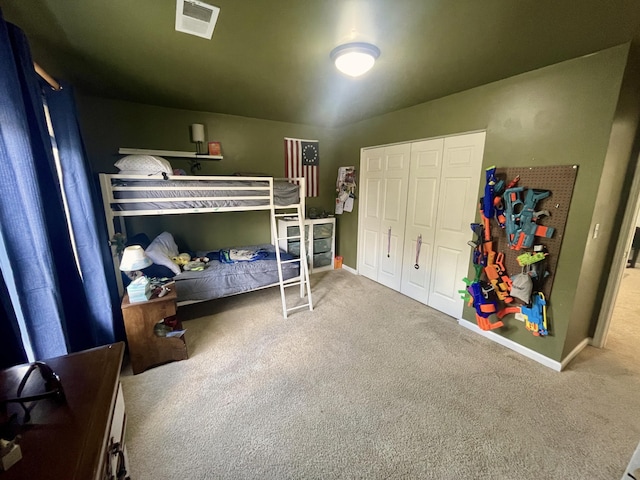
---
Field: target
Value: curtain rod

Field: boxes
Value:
[34,62,61,91]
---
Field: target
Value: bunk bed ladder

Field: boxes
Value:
[272,204,313,318]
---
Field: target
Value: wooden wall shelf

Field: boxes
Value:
[119,147,222,160]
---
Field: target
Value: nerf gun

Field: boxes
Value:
[491,174,519,229]
[468,223,494,268]
[495,292,549,337]
[504,187,555,250]
[479,167,516,238]
[468,223,484,250]
[516,250,548,267]
[467,281,504,331]
[484,251,513,303]
[522,292,548,336]
[479,167,498,242]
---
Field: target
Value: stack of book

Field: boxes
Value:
[127,276,152,303]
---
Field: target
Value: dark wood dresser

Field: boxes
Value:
[0,342,128,479]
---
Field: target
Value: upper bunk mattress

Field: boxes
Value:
[108,177,300,211]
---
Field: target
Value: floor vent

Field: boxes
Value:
[175,0,220,40]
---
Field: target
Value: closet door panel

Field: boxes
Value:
[428,132,485,318]
[360,229,379,280]
[358,148,385,280]
[378,229,402,287]
[376,144,410,291]
[401,138,443,303]
[428,176,473,311]
[382,178,405,223]
[430,245,461,301]
[438,178,469,232]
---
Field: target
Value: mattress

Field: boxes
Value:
[174,245,299,303]
[110,178,300,211]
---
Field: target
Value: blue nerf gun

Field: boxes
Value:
[467,281,504,331]
[504,188,555,250]
[521,292,548,336]
[479,166,503,242]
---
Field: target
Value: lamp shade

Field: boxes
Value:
[190,123,205,144]
[330,42,380,77]
[119,245,153,271]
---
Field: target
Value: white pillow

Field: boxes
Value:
[145,232,181,275]
[115,155,173,175]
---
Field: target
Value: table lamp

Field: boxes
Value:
[190,123,205,154]
[119,245,152,280]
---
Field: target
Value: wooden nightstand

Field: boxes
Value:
[121,287,188,374]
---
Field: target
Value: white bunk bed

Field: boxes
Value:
[99,173,312,317]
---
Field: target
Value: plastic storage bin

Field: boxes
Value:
[313,223,333,239]
[313,252,332,268]
[288,241,301,257]
[313,237,332,254]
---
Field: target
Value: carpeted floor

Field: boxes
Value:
[120,267,640,479]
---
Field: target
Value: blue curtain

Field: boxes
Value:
[45,84,124,346]
[0,271,27,369]
[0,9,121,362]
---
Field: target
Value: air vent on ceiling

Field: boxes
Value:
[175,0,220,40]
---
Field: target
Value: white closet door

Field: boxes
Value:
[358,147,385,281]
[428,132,486,318]
[400,138,444,303]
[377,144,411,291]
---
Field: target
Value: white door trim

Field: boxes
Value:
[591,149,640,347]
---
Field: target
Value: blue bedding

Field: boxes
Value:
[174,244,299,303]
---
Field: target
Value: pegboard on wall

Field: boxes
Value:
[492,165,578,302]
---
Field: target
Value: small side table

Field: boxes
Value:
[121,287,188,374]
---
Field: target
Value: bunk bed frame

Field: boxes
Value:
[98,173,313,317]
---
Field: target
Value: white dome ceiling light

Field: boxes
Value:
[330,42,380,77]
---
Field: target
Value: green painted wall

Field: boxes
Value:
[563,40,640,357]
[76,97,340,251]
[333,45,629,362]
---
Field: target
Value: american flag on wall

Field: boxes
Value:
[284,137,319,197]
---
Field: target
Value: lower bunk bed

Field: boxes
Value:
[125,233,299,305]
[175,253,299,305]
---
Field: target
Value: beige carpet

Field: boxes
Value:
[120,268,640,479]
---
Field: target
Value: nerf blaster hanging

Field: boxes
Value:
[492,175,519,229]
[522,292,548,336]
[467,281,504,331]
[479,167,498,242]
[504,187,555,250]
[516,250,548,267]
[495,292,549,337]
[484,251,513,303]
[480,168,520,236]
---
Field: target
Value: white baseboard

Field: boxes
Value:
[341,264,357,275]
[458,319,592,371]
[561,337,591,370]
[458,319,564,371]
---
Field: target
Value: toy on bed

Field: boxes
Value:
[171,252,210,271]
[218,247,270,264]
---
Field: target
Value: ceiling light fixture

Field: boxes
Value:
[330,42,380,77]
